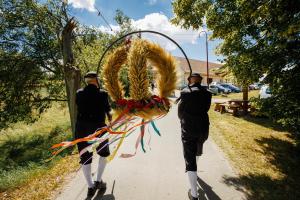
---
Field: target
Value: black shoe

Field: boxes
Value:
[94,181,107,190]
[87,186,97,198]
[188,189,198,200]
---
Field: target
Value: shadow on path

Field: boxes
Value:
[84,180,116,200]
[84,188,115,200]
[197,176,222,200]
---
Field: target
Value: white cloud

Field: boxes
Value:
[68,0,96,12]
[148,0,158,5]
[97,13,202,51]
[131,13,201,51]
[96,25,120,34]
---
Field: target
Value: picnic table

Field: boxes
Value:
[214,99,250,116]
[228,99,250,113]
[214,101,227,113]
[228,99,249,107]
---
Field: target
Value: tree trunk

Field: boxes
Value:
[62,18,81,136]
[242,85,249,114]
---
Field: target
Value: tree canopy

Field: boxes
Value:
[0,0,135,129]
[172,0,300,131]
[0,0,67,128]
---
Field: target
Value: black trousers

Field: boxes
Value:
[181,133,207,172]
[75,121,110,165]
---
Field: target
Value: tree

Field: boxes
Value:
[114,9,136,37]
[74,28,112,76]
[0,0,67,129]
[0,0,84,133]
[61,17,81,134]
[0,1,100,132]
[172,0,300,131]
[0,1,140,131]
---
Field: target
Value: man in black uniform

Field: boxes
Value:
[177,73,212,200]
[75,71,112,198]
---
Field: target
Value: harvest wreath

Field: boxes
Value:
[50,38,179,161]
[102,39,178,119]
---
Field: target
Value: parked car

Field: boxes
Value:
[209,84,231,94]
[210,81,220,86]
[208,86,218,95]
[179,84,218,95]
[179,83,187,90]
[259,85,272,99]
[202,85,218,95]
[249,84,255,90]
[255,83,263,89]
[249,83,263,90]
[220,83,241,93]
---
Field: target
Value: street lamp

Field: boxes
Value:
[199,31,209,86]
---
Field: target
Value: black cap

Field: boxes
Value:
[84,71,98,78]
[188,73,203,80]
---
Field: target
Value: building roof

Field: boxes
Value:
[175,56,223,76]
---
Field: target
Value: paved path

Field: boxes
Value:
[55,104,245,200]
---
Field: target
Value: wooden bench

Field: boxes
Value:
[218,103,240,116]
[214,101,227,112]
[228,99,250,114]
[227,104,240,116]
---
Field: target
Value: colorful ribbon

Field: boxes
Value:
[49,110,164,162]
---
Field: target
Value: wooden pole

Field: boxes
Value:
[242,85,249,114]
[62,18,81,136]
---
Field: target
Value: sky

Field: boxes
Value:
[67,0,224,63]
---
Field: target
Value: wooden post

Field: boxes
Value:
[62,18,81,136]
[242,85,249,114]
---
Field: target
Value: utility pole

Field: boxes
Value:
[199,31,209,86]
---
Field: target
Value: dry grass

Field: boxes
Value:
[0,155,78,200]
[209,108,300,200]
[0,103,79,200]
[0,103,69,137]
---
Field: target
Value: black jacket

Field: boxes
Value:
[76,84,111,124]
[178,83,212,137]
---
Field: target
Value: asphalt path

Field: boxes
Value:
[55,102,245,200]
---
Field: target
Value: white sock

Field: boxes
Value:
[187,171,198,198]
[196,156,200,162]
[96,156,107,182]
[82,164,94,188]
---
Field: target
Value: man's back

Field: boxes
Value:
[178,83,212,117]
[178,83,212,136]
[76,84,111,123]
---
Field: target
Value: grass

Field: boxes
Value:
[209,108,300,200]
[0,103,79,200]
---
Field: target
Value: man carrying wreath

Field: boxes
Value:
[177,73,212,200]
[75,71,112,198]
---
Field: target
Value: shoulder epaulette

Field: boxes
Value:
[76,88,84,93]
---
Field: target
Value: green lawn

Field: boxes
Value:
[0,103,79,200]
[209,108,300,200]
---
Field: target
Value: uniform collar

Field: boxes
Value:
[189,82,201,87]
[85,84,98,90]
